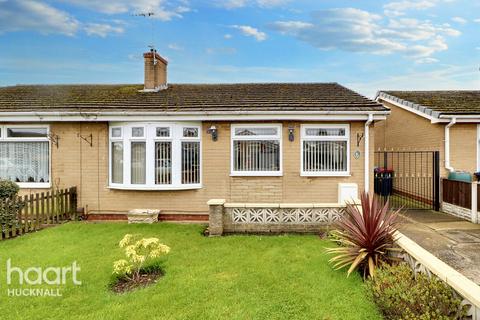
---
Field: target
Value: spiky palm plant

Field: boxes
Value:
[326,192,400,278]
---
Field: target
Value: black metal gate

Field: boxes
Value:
[374,151,440,210]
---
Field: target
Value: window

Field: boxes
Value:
[301,124,350,176]
[231,124,282,176]
[0,125,50,187]
[109,122,201,190]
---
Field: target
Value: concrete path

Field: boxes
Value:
[399,210,480,284]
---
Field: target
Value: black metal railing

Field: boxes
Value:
[374,151,440,210]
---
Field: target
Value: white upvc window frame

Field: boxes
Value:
[108,122,202,190]
[477,124,480,173]
[300,124,350,177]
[230,123,283,177]
[0,124,51,188]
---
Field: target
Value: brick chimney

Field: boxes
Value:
[143,49,168,91]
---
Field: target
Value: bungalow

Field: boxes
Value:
[0,50,389,222]
[375,90,480,221]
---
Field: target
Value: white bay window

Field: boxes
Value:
[0,125,50,188]
[109,122,201,190]
[301,124,350,176]
[231,124,282,176]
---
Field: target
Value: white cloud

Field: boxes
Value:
[84,23,124,37]
[451,16,467,24]
[415,57,439,64]
[256,0,290,7]
[349,65,479,98]
[219,0,248,9]
[270,8,460,59]
[0,0,79,35]
[167,43,183,51]
[231,25,267,41]
[474,18,480,23]
[224,34,233,39]
[384,0,436,17]
[215,0,289,9]
[61,0,189,21]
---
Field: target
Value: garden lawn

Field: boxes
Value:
[0,223,381,320]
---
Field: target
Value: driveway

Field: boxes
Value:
[399,210,480,284]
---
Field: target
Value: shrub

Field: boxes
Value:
[0,180,22,232]
[113,234,170,281]
[0,180,20,200]
[367,264,467,320]
[326,192,400,278]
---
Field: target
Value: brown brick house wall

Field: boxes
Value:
[375,100,478,176]
[18,120,374,216]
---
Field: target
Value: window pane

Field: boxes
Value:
[7,128,47,138]
[183,127,198,137]
[234,140,280,172]
[0,142,49,183]
[155,142,172,184]
[182,142,200,184]
[234,127,277,136]
[111,128,122,138]
[305,128,345,137]
[131,142,146,184]
[111,142,123,183]
[156,127,170,137]
[132,127,144,137]
[303,141,347,172]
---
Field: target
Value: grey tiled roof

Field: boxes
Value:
[379,90,480,116]
[0,83,386,113]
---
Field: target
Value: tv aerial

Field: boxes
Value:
[132,12,157,62]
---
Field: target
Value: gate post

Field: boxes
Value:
[433,151,440,211]
[471,182,478,224]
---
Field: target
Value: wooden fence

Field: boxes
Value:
[442,179,471,209]
[1,187,77,240]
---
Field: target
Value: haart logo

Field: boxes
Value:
[4,259,81,297]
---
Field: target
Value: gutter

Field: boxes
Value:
[445,117,456,172]
[365,114,374,193]
[0,110,390,122]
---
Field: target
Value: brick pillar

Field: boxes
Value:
[207,199,225,236]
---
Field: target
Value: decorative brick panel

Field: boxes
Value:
[209,201,346,235]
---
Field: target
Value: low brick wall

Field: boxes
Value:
[207,200,346,235]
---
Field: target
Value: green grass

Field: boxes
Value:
[0,223,381,320]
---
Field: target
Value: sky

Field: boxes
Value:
[0,0,479,97]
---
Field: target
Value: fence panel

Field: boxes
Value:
[442,179,471,209]
[0,187,77,241]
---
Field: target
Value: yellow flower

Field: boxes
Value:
[113,259,132,275]
[119,234,133,248]
[113,234,171,277]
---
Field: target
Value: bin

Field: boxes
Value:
[374,168,394,196]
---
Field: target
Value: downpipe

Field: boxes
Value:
[365,114,374,194]
[445,118,456,172]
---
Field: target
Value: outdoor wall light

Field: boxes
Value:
[207,125,218,141]
[288,126,295,142]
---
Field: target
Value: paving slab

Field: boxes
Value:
[400,210,480,284]
[402,210,460,223]
[428,221,480,231]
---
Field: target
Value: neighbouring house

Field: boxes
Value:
[375,90,480,221]
[0,50,389,224]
